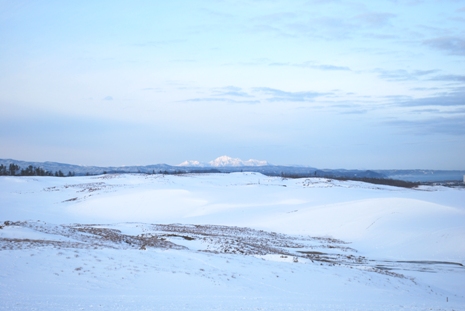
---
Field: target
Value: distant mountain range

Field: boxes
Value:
[1,157,464,183]
[178,156,271,167]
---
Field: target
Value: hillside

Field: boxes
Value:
[1,173,464,310]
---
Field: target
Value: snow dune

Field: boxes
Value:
[0,173,464,310]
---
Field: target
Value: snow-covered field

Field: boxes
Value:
[1,173,464,310]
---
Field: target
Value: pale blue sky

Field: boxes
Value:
[1,0,464,169]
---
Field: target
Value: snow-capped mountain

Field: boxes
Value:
[178,156,271,167]
[209,155,270,167]
[177,160,207,167]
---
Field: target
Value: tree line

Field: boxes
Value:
[0,164,75,177]
[276,172,419,188]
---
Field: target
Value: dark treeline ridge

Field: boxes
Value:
[0,164,221,177]
[103,169,222,175]
[275,172,419,188]
[0,164,75,177]
[157,169,222,175]
[331,176,419,188]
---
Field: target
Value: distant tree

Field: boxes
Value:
[8,164,19,176]
[0,164,6,175]
[22,165,34,176]
[14,165,52,176]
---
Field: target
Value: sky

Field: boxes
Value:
[1,0,464,169]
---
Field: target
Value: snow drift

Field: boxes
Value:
[0,173,464,310]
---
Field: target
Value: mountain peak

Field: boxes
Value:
[177,160,206,167]
[209,155,270,167]
[177,156,271,167]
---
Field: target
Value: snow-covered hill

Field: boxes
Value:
[1,173,464,310]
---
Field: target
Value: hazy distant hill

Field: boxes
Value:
[375,169,465,182]
[0,159,173,176]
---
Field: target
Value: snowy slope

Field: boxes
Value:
[1,173,464,310]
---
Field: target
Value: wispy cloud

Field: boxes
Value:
[339,109,368,115]
[182,97,260,104]
[182,86,330,104]
[253,87,328,102]
[410,87,441,91]
[248,8,399,41]
[313,64,351,71]
[212,86,253,98]
[298,63,351,71]
[268,61,351,71]
[250,12,297,24]
[286,17,356,40]
[181,86,260,104]
[429,74,465,82]
[103,96,113,101]
[130,39,187,47]
[200,8,235,19]
[386,116,465,135]
[374,68,439,81]
[424,36,465,55]
[355,12,396,28]
[141,87,163,91]
[409,108,441,114]
[397,88,465,107]
[170,59,197,63]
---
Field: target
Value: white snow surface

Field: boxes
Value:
[1,173,464,310]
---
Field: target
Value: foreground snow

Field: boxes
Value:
[1,173,464,310]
